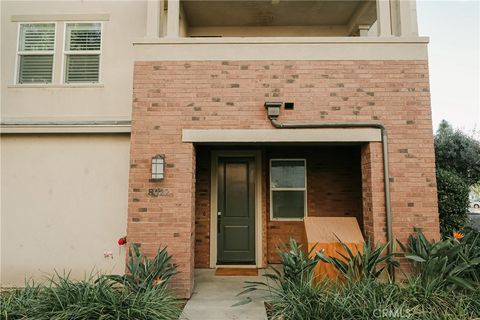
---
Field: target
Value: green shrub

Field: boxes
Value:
[235,239,320,307]
[399,228,480,291]
[237,237,480,319]
[277,239,321,287]
[316,238,399,282]
[435,120,480,186]
[239,274,480,320]
[461,226,480,280]
[329,278,479,320]
[437,168,470,237]
[264,276,327,320]
[0,274,182,320]
[104,243,177,293]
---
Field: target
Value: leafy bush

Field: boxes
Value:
[277,239,321,287]
[237,237,480,319]
[435,120,480,186]
[316,238,398,282]
[104,243,177,292]
[236,239,320,307]
[327,278,479,320]
[239,272,480,320]
[1,246,181,320]
[461,226,480,278]
[437,168,470,237]
[0,274,182,320]
[399,228,480,291]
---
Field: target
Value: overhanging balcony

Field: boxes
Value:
[182,0,377,37]
[138,0,427,61]
[145,0,419,39]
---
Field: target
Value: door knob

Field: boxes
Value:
[217,211,222,216]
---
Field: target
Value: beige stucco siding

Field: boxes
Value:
[1,0,147,121]
[0,134,130,286]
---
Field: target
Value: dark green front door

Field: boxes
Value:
[217,157,255,264]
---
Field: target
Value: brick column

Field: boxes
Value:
[361,142,387,244]
[127,62,196,298]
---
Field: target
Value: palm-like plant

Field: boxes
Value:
[235,239,321,306]
[277,238,322,287]
[104,243,177,292]
[1,273,182,320]
[316,237,399,282]
[398,228,480,291]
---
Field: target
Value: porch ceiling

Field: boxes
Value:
[182,128,381,143]
[182,0,377,27]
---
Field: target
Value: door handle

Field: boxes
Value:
[217,212,222,233]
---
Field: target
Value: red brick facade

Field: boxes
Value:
[128,60,439,298]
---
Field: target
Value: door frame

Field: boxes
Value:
[210,150,262,268]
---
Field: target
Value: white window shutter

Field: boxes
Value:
[19,23,55,51]
[18,55,54,84]
[17,23,55,84]
[65,55,100,83]
[64,23,101,83]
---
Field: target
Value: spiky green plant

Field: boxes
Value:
[235,239,320,306]
[0,273,182,320]
[104,243,177,292]
[277,238,322,287]
[236,236,480,319]
[398,228,480,291]
[315,237,399,282]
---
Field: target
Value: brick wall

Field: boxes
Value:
[194,147,210,268]
[128,60,439,298]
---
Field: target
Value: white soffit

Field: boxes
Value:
[182,128,381,143]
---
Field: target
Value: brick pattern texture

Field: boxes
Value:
[128,60,439,298]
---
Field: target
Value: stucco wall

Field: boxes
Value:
[1,134,130,286]
[1,0,147,121]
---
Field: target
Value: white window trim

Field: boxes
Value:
[61,21,103,84]
[15,22,57,85]
[269,158,308,221]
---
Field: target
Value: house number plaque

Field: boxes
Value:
[148,188,170,197]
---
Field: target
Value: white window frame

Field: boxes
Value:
[15,22,57,84]
[269,159,308,221]
[61,21,103,84]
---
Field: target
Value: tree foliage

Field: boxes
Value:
[435,120,480,186]
[437,168,470,237]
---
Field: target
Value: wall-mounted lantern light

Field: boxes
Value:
[264,101,283,119]
[151,154,165,181]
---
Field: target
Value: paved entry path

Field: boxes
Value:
[181,269,268,320]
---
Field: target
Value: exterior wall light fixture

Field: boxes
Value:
[264,101,283,119]
[151,154,165,181]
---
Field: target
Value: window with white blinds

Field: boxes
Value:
[64,23,102,83]
[17,23,56,84]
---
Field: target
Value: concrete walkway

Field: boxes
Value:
[181,269,268,320]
